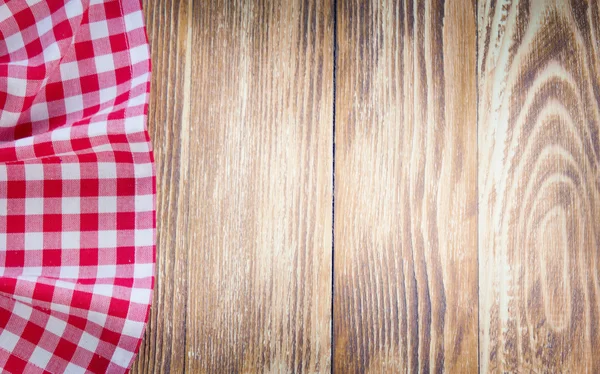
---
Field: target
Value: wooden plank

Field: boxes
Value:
[136,0,334,372]
[132,1,192,373]
[478,1,600,372]
[334,1,478,372]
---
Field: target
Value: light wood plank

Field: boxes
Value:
[334,1,478,372]
[136,0,334,372]
[478,0,600,372]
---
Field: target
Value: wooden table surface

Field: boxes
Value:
[132,1,600,373]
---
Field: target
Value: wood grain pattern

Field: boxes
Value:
[478,0,600,372]
[129,1,600,372]
[333,1,478,372]
[131,1,191,373]
[133,0,334,372]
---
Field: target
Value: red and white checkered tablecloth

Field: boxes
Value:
[0,0,155,372]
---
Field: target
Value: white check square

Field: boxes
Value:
[62,197,80,214]
[60,61,80,81]
[46,316,67,337]
[95,54,115,73]
[61,163,81,180]
[36,15,53,36]
[30,102,50,121]
[98,196,117,213]
[89,21,110,40]
[99,86,117,104]
[59,266,79,279]
[25,164,44,181]
[98,162,117,179]
[4,32,25,54]
[135,229,153,246]
[98,230,117,248]
[124,11,144,32]
[43,42,61,61]
[129,44,149,65]
[25,232,44,250]
[78,332,100,352]
[61,232,80,249]
[0,330,19,352]
[25,198,44,214]
[111,347,134,367]
[7,77,27,97]
[30,347,53,369]
[64,95,84,114]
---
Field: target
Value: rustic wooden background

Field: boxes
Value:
[132,0,600,372]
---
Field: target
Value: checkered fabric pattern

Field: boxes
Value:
[0,0,155,373]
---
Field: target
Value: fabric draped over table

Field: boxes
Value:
[0,0,155,372]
